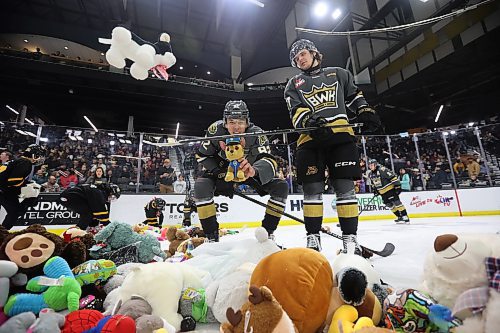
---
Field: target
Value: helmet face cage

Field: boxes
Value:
[223,100,250,126]
[289,39,319,67]
[24,144,46,166]
[155,198,166,210]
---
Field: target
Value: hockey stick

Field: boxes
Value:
[233,191,395,258]
[148,122,363,147]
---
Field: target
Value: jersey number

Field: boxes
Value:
[257,146,271,154]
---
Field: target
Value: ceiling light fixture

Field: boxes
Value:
[23,39,28,43]
[83,116,98,132]
[313,2,328,18]
[6,105,19,115]
[332,8,342,19]
[245,0,264,8]
[179,66,183,70]
[434,104,444,123]
[64,46,69,50]
[207,71,211,75]
[25,118,34,125]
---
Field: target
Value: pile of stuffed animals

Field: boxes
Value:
[0,219,498,333]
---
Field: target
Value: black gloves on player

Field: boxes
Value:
[357,107,383,134]
[215,178,235,198]
[372,187,379,196]
[394,184,402,195]
[304,116,331,141]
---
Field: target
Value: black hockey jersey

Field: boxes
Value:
[144,200,163,225]
[284,66,369,146]
[367,166,400,195]
[196,120,278,185]
[62,184,110,224]
[0,157,32,195]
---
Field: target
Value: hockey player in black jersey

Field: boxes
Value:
[284,39,383,253]
[194,100,289,242]
[0,144,45,229]
[182,190,197,227]
[367,159,410,224]
[143,197,166,228]
[59,183,121,230]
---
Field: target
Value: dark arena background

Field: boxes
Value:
[0,1,499,332]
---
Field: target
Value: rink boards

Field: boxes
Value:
[4,187,498,232]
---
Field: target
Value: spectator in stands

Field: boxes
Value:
[106,168,119,184]
[32,169,48,185]
[467,157,480,180]
[453,159,466,177]
[42,175,61,193]
[173,174,187,194]
[412,169,424,191]
[399,168,411,191]
[158,158,176,193]
[86,166,107,185]
[431,164,448,189]
[0,150,12,165]
[58,166,79,189]
[91,157,106,173]
[76,164,89,183]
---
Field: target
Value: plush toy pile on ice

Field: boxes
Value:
[99,26,176,81]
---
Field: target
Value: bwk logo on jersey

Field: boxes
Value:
[301,82,338,111]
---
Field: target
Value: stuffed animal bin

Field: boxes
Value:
[224,137,246,182]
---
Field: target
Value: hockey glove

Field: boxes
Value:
[304,116,331,141]
[357,107,383,134]
[214,178,235,198]
[394,185,402,195]
[372,187,379,196]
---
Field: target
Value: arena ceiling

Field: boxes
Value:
[0,0,499,136]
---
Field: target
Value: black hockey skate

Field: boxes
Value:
[394,215,410,224]
[306,233,322,252]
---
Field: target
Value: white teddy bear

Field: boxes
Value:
[420,233,500,333]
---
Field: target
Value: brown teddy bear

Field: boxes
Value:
[164,226,205,257]
[0,224,87,280]
[221,285,297,333]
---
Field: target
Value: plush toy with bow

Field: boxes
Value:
[4,256,82,317]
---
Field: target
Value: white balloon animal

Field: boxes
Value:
[99,26,176,80]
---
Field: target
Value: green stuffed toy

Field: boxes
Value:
[91,221,167,263]
[72,259,117,286]
[3,256,82,317]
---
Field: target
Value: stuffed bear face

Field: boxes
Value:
[0,225,64,273]
[225,143,244,161]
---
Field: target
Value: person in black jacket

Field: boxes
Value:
[367,159,410,224]
[0,144,45,229]
[143,197,166,228]
[284,39,382,253]
[59,183,121,230]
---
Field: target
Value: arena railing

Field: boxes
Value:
[1,121,498,195]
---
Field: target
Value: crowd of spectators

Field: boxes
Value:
[1,122,498,196]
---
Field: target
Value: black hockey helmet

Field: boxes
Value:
[153,197,166,210]
[223,100,250,125]
[368,158,378,166]
[289,39,320,67]
[98,183,121,201]
[23,144,46,166]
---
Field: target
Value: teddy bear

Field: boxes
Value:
[4,256,82,317]
[163,226,206,258]
[421,233,500,309]
[222,137,246,182]
[90,221,166,263]
[61,227,96,263]
[0,225,87,281]
[221,285,297,333]
[115,262,210,332]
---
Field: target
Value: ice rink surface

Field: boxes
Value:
[193,215,499,332]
